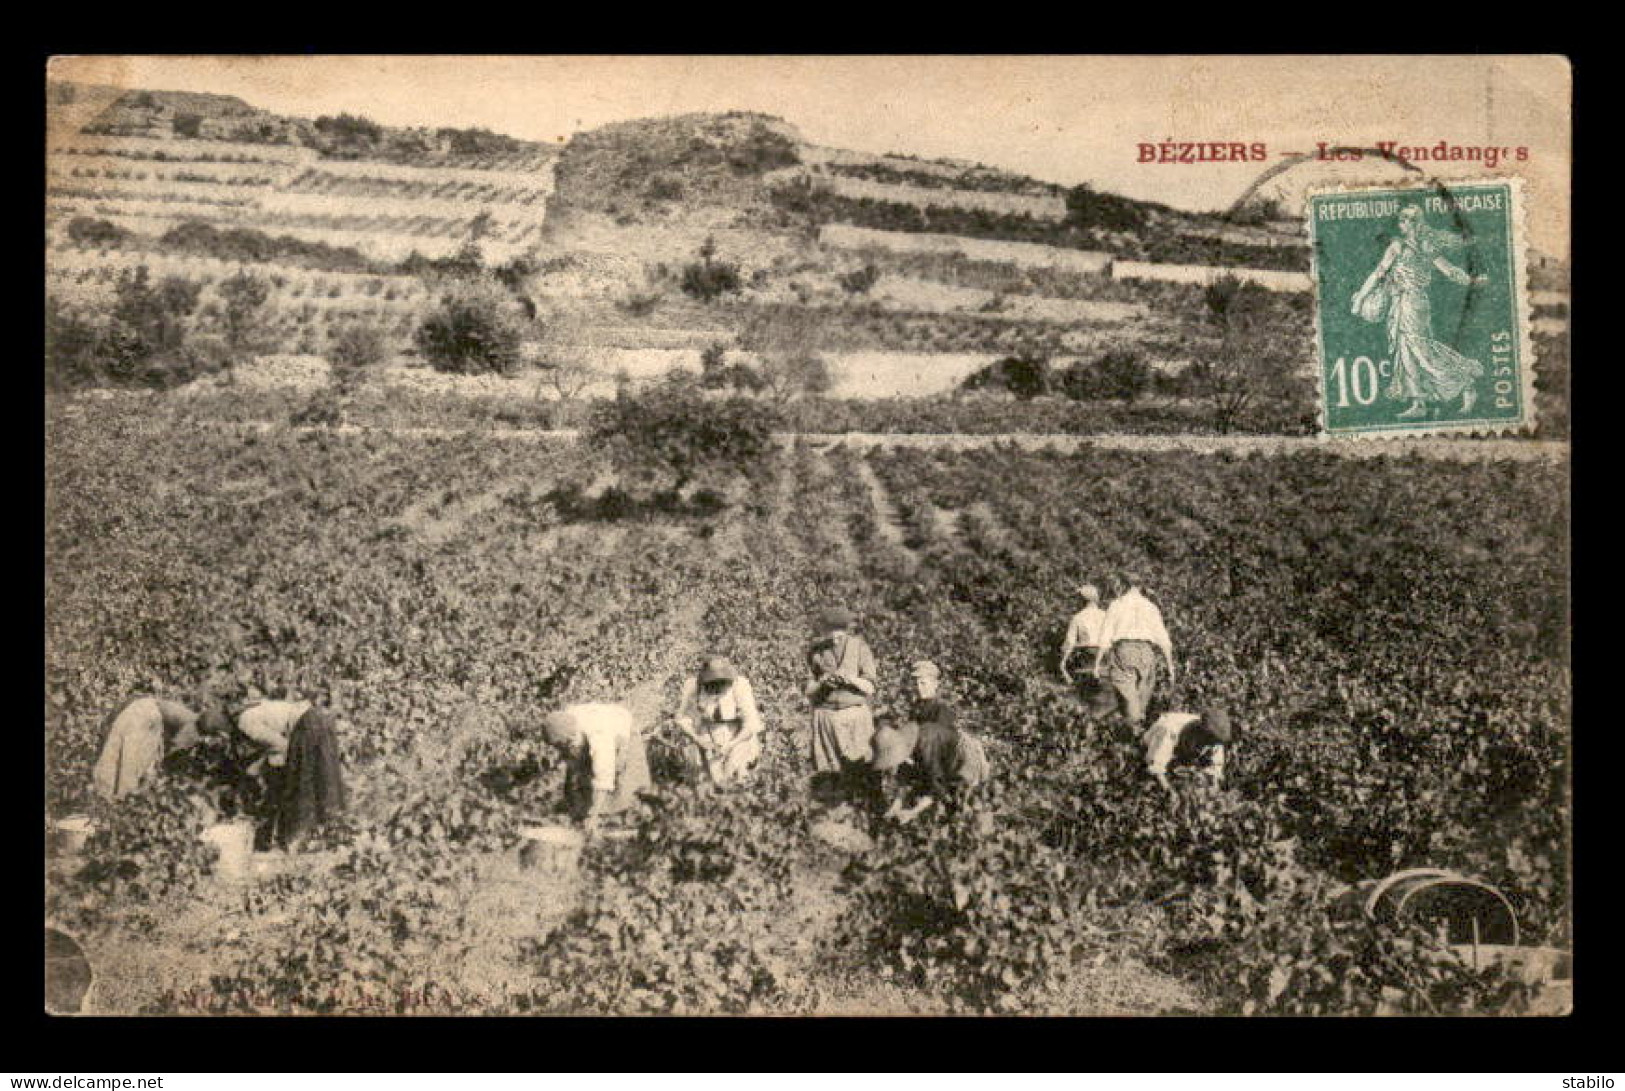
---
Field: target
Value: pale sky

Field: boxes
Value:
[49,55,1571,257]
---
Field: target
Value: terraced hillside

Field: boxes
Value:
[46,83,1569,421]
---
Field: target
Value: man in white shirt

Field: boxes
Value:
[544,702,653,831]
[1092,574,1175,730]
[673,656,765,787]
[1142,708,1230,792]
[1059,583,1107,687]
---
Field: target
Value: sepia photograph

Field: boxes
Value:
[42,54,1572,1017]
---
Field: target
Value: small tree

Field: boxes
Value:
[1094,349,1153,402]
[739,307,835,402]
[757,351,834,404]
[414,281,525,376]
[699,342,730,388]
[537,356,604,402]
[1203,274,1247,325]
[218,270,273,359]
[106,266,201,380]
[327,320,395,394]
[1195,315,1303,434]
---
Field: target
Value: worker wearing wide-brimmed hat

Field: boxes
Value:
[873,660,989,822]
[674,654,765,786]
[805,605,880,795]
[1142,708,1231,792]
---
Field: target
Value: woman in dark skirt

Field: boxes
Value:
[273,706,347,849]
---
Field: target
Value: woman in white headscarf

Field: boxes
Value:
[1352,205,1490,420]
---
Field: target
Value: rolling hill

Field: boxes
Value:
[47,80,1561,406]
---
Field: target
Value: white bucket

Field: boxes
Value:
[201,821,257,883]
[52,814,95,857]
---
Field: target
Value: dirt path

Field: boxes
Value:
[852,450,916,562]
[795,444,864,573]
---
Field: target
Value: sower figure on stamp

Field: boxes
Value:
[1059,583,1108,705]
[805,605,881,811]
[872,660,989,823]
[1352,204,1489,420]
[1093,573,1175,734]
[1142,708,1231,793]
[544,702,652,835]
[673,655,765,787]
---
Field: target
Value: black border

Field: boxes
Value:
[23,47,1605,1074]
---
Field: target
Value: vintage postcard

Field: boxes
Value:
[44,55,1570,1018]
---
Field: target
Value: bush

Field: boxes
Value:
[45,297,106,390]
[328,322,395,383]
[962,353,1052,399]
[1228,197,1283,227]
[838,264,880,295]
[312,113,384,156]
[414,283,525,376]
[46,268,222,390]
[1064,183,1149,233]
[679,238,743,303]
[585,386,782,494]
[160,219,374,274]
[492,253,538,292]
[1058,350,1152,403]
[645,176,684,202]
[218,270,273,359]
[726,128,800,174]
[67,217,128,247]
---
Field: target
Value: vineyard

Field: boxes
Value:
[44,398,1569,1015]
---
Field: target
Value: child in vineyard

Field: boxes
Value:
[672,655,765,787]
[543,702,653,834]
[872,660,989,822]
[1058,583,1107,702]
[1093,573,1176,732]
[805,606,880,812]
[1142,708,1231,792]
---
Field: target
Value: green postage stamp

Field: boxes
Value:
[1307,177,1535,437]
